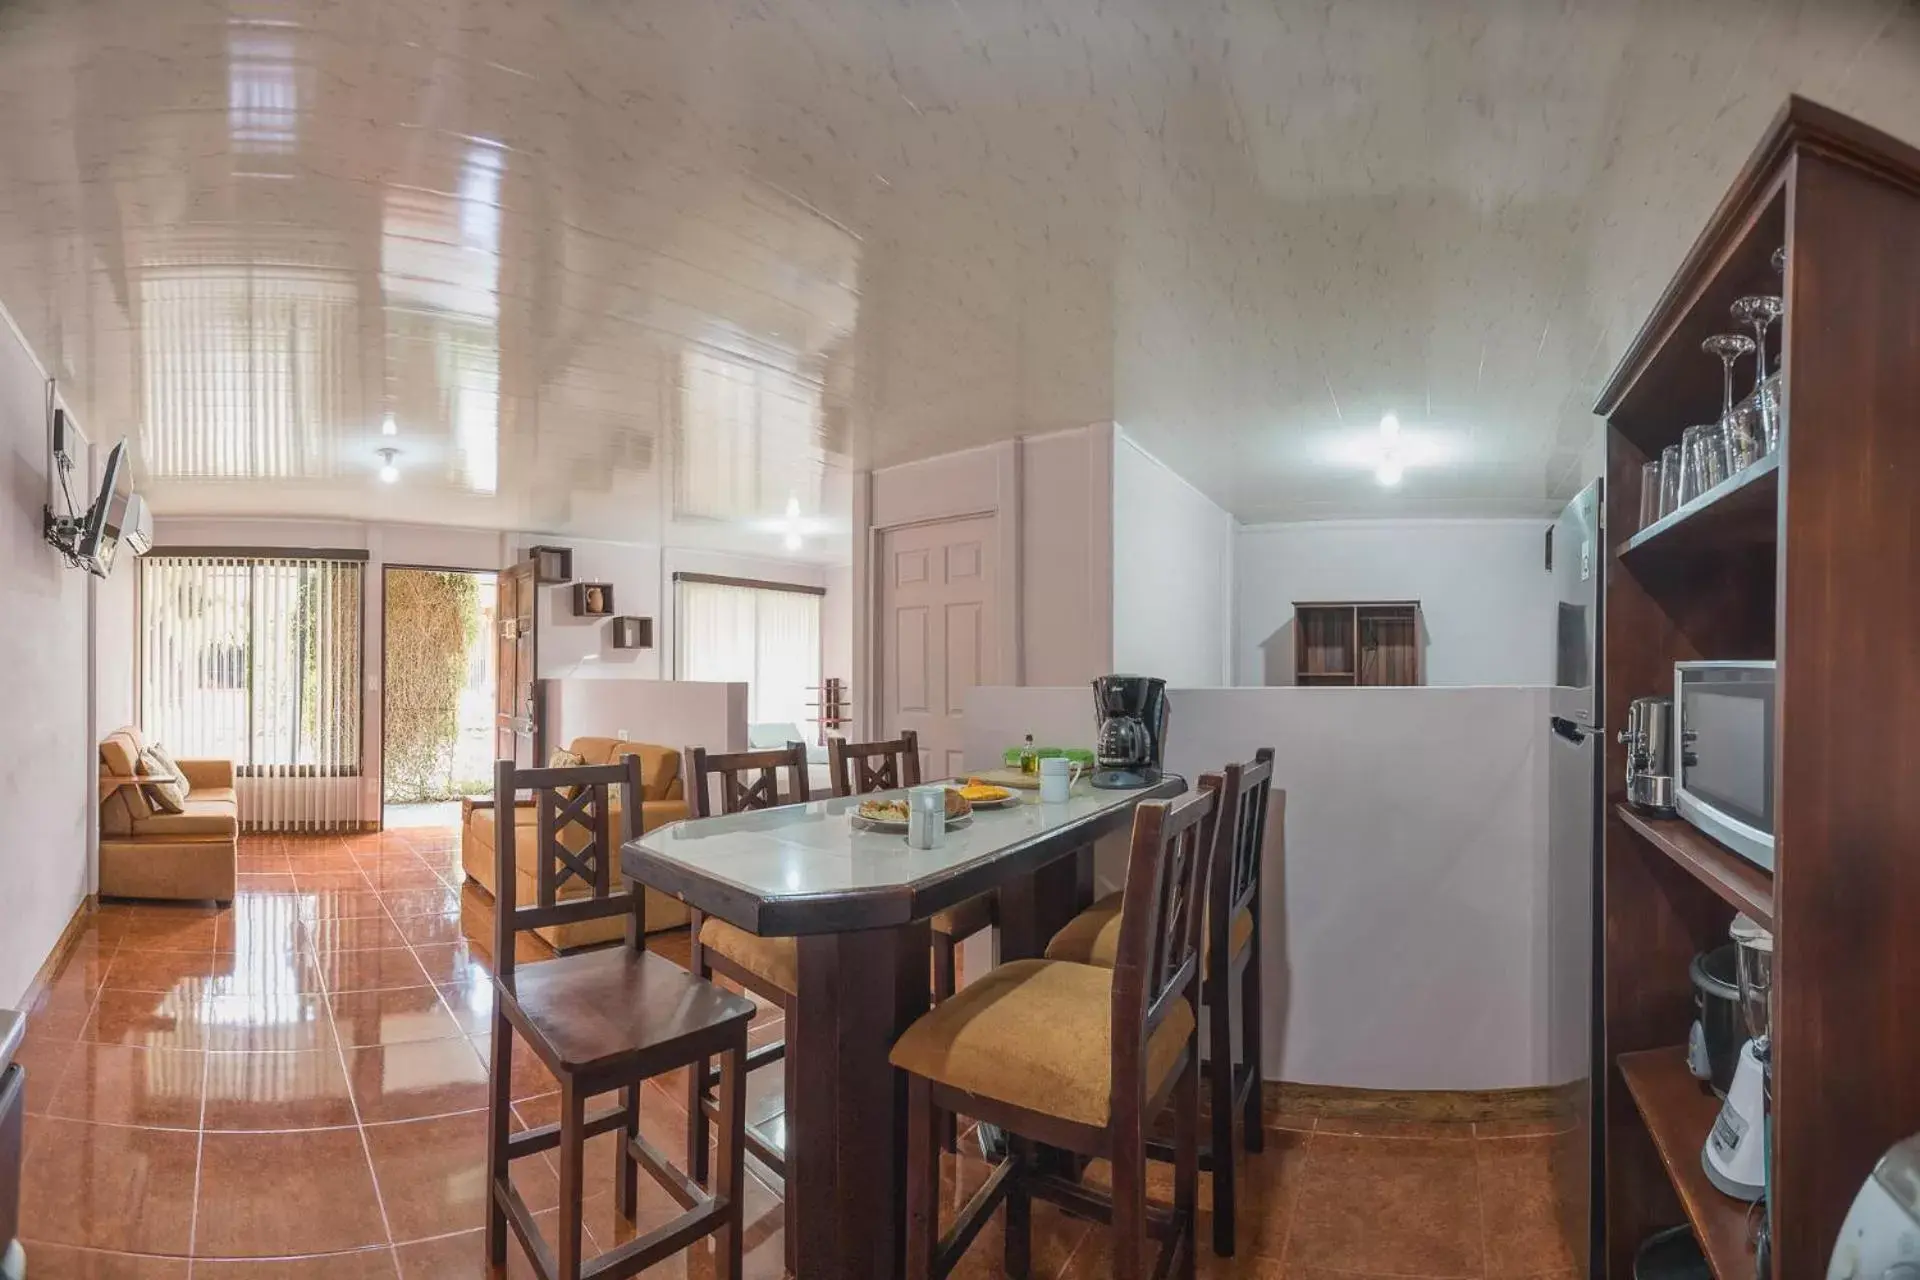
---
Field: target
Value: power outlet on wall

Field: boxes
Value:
[616,728,629,740]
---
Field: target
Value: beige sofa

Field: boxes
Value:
[98,727,239,903]
[462,737,692,951]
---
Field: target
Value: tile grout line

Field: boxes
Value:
[312,861,404,1262]
[1472,1118,1491,1280]
[1273,1118,1315,1274]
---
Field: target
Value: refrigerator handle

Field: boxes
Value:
[1550,715,1595,745]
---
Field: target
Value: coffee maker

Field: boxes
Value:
[1091,675,1168,789]
[1618,695,1677,814]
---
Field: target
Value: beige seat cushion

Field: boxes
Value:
[568,738,683,802]
[1045,892,1252,970]
[698,917,798,997]
[130,797,239,840]
[930,892,994,940]
[888,958,1194,1128]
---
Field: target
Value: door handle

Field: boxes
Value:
[1550,716,1592,745]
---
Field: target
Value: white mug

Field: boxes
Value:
[1038,756,1081,803]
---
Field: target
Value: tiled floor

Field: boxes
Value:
[14,829,1580,1278]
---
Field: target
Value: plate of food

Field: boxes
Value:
[949,778,1020,808]
[852,789,973,832]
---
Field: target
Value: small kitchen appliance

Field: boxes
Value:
[1827,1132,1920,1279]
[1619,695,1677,814]
[1674,661,1776,870]
[1702,913,1771,1202]
[1091,675,1168,789]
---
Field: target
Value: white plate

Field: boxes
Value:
[958,791,1022,809]
[852,812,973,834]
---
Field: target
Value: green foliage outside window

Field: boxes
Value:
[384,570,482,802]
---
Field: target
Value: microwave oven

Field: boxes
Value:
[1674,660,1775,871]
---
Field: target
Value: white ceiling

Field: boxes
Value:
[0,0,1916,547]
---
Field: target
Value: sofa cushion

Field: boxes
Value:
[567,739,681,801]
[138,747,189,814]
[131,796,239,839]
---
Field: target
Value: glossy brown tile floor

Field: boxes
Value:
[16,829,1579,1278]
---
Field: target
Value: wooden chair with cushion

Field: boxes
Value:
[1045,747,1278,1256]
[827,728,996,1152]
[681,743,810,1214]
[485,755,755,1280]
[892,782,1220,1280]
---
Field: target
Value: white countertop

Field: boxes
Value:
[630,782,1159,902]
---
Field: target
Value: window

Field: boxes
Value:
[140,553,364,773]
[672,575,822,730]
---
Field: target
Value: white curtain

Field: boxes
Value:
[674,579,821,730]
[141,553,363,831]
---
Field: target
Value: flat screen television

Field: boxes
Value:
[50,435,150,578]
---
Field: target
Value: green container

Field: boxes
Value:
[1001,745,1095,768]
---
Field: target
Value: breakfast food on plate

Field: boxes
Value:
[857,790,971,823]
[857,797,910,823]
[951,778,1014,804]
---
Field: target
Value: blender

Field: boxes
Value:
[1703,913,1772,1204]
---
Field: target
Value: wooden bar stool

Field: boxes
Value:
[1045,748,1278,1256]
[827,728,996,1152]
[484,756,755,1280]
[892,783,1220,1280]
[681,741,809,1268]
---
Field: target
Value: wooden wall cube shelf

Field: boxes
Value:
[572,582,613,617]
[610,616,653,650]
[1292,601,1421,686]
[527,545,573,584]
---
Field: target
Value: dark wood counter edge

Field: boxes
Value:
[1594,95,1920,419]
[620,777,1185,936]
[1616,804,1774,928]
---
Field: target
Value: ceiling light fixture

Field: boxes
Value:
[377,448,400,484]
[1375,413,1404,487]
[381,412,398,437]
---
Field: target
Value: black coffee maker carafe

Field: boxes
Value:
[1092,675,1168,789]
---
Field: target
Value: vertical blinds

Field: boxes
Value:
[673,578,821,730]
[140,553,364,775]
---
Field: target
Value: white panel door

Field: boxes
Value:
[879,516,998,779]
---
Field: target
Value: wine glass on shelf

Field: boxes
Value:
[1703,332,1756,452]
[1731,296,1784,456]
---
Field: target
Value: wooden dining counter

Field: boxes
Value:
[621,777,1184,1278]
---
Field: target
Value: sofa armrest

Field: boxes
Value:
[637,799,688,834]
[180,759,235,789]
[98,772,145,801]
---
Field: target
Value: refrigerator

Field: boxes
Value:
[1546,478,1604,1277]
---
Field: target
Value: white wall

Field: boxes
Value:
[546,679,748,756]
[0,302,93,1006]
[966,684,1566,1091]
[1111,429,1235,686]
[1235,519,1557,687]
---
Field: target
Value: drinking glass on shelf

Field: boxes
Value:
[1680,424,1728,503]
[1758,371,1784,455]
[1731,296,1784,449]
[1724,395,1764,473]
[1639,460,1662,529]
[1659,443,1684,517]
[1772,245,1786,276]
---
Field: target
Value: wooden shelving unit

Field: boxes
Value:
[1292,601,1422,685]
[1595,97,1920,1278]
[1618,1048,1760,1279]
[1617,806,1773,928]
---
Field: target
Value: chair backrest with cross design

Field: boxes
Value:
[685,742,812,818]
[491,754,645,980]
[826,729,922,798]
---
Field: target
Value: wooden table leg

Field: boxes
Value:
[997,843,1093,961]
[789,921,932,1278]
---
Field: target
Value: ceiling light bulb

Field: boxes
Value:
[1376,460,1404,487]
[784,532,803,551]
[377,448,400,484]
[381,413,398,437]
[1380,413,1400,439]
